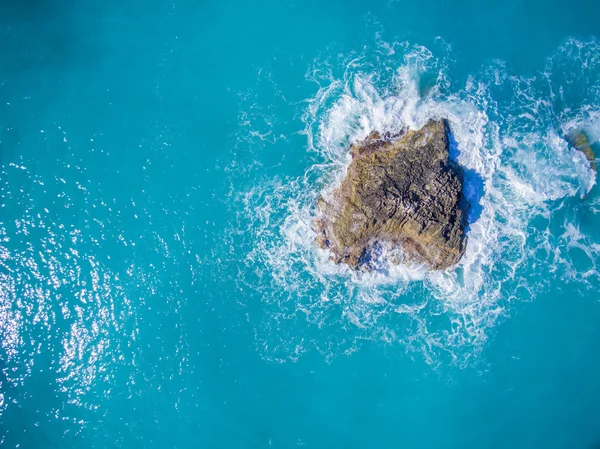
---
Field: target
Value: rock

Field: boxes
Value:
[567,131,596,171]
[314,119,470,270]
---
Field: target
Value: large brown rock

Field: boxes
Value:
[314,119,470,270]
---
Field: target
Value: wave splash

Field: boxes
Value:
[231,37,600,366]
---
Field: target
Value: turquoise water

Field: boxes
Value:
[1,0,600,447]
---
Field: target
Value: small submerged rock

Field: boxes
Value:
[567,130,597,172]
[314,119,470,270]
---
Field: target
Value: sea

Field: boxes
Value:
[1,0,600,448]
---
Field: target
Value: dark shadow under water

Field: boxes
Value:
[448,126,485,226]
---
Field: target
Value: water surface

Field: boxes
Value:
[1,0,600,448]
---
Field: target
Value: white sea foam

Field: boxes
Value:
[231,38,599,366]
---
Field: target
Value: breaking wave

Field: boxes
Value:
[229,37,600,366]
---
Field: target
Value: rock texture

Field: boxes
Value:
[314,119,470,270]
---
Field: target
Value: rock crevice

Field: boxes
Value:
[314,119,470,270]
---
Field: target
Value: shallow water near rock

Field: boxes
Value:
[1,0,600,448]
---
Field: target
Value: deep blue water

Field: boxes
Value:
[1,0,600,448]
